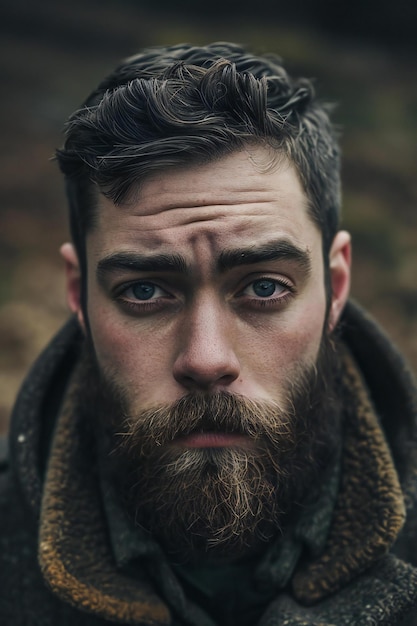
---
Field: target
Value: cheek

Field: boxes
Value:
[243,298,326,384]
[87,302,169,390]
[284,306,325,359]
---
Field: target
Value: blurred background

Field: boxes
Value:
[1,0,416,433]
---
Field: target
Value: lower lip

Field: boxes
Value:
[176,433,250,448]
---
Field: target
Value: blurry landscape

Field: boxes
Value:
[1,0,416,433]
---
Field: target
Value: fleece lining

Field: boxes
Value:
[292,350,406,603]
[39,375,171,625]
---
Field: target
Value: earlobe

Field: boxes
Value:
[60,243,86,332]
[328,230,351,332]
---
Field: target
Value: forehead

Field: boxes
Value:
[89,147,320,261]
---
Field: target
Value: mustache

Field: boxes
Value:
[115,391,297,457]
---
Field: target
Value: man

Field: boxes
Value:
[1,42,417,625]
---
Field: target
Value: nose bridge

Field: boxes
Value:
[173,292,240,389]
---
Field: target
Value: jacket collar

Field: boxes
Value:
[38,361,171,625]
[292,347,406,603]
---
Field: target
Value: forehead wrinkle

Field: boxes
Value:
[128,198,276,221]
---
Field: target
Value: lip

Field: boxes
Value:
[176,432,251,449]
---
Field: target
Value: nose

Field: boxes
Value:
[173,298,241,392]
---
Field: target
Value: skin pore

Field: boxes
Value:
[61,146,351,558]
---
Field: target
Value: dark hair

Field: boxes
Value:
[56,42,341,273]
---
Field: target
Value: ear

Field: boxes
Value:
[60,243,86,332]
[328,230,351,332]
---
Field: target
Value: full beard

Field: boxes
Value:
[81,332,342,563]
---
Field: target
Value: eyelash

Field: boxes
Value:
[238,277,295,309]
[113,276,295,313]
[113,281,173,313]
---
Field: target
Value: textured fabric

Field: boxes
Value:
[1,301,417,625]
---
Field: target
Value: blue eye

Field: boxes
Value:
[131,282,157,300]
[252,279,276,297]
[241,278,291,303]
[115,280,174,313]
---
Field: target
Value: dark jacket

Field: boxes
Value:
[1,301,417,625]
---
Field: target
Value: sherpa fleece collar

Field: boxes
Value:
[38,342,411,624]
[38,369,171,625]
[291,349,406,603]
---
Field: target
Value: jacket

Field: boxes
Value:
[1,300,417,625]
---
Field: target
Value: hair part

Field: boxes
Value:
[56,42,341,274]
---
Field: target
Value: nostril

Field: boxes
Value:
[173,353,241,391]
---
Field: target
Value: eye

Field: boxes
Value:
[243,278,289,298]
[123,281,169,301]
[113,279,176,315]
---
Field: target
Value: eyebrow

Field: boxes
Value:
[96,239,311,284]
[97,252,188,286]
[217,239,312,274]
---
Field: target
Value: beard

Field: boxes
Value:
[80,331,342,564]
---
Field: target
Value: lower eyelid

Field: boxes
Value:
[247,292,294,308]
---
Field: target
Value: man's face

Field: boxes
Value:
[64,146,351,559]
[85,147,329,410]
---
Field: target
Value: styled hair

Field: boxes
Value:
[56,42,341,272]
